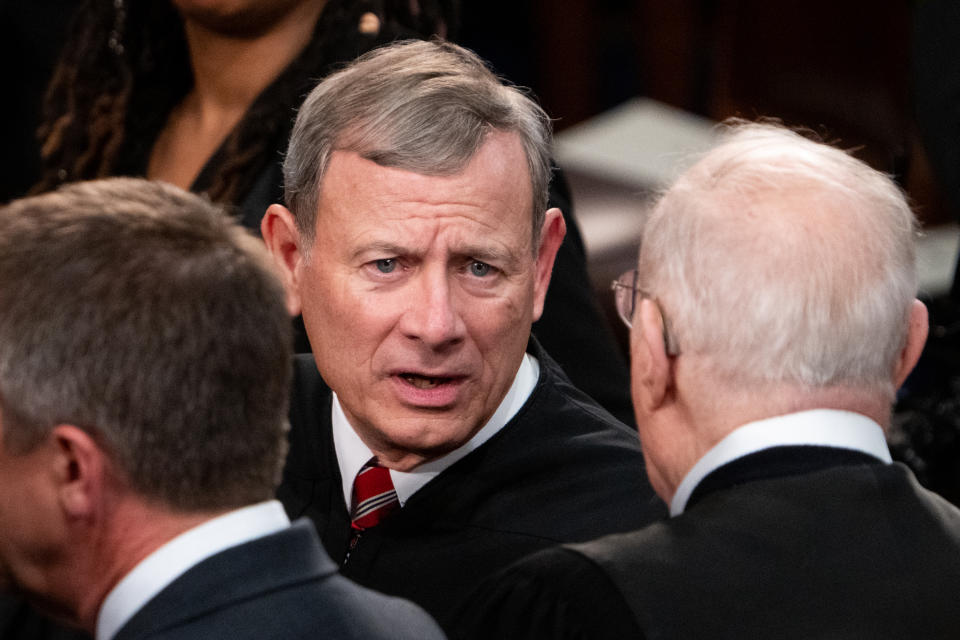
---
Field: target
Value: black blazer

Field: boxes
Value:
[0,520,443,640]
[278,339,666,634]
[459,449,960,639]
[112,519,444,640]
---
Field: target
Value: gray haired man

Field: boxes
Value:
[459,121,960,639]
[261,39,665,632]
[0,178,443,640]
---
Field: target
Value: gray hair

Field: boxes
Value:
[0,178,292,511]
[283,39,553,247]
[640,121,918,397]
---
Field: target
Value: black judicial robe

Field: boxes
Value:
[277,338,666,633]
[458,448,960,639]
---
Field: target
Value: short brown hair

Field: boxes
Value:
[0,178,292,511]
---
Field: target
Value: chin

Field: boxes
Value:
[382,422,476,464]
[174,0,302,37]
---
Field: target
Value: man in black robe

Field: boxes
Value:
[457,121,960,639]
[261,39,665,633]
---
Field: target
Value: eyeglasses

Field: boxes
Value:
[611,269,642,328]
[610,269,679,355]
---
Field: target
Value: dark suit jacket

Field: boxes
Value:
[0,596,89,640]
[278,339,665,633]
[459,447,960,639]
[111,519,444,640]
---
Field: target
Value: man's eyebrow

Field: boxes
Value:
[350,241,411,261]
[457,245,521,268]
[349,241,524,268]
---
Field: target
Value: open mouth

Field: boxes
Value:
[392,371,464,407]
[400,374,447,389]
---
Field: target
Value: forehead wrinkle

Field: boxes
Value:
[382,209,520,240]
[373,171,498,211]
[370,172,528,228]
[366,192,530,242]
[320,145,533,253]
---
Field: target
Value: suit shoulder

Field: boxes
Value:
[456,545,642,640]
[312,574,446,639]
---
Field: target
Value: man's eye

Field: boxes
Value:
[469,261,492,277]
[375,258,397,273]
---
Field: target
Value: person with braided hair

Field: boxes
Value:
[3,2,639,638]
[26,0,634,423]
[31,0,457,227]
[3,7,462,639]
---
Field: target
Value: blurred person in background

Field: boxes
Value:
[22,0,632,423]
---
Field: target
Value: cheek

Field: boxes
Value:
[301,266,367,335]
[304,281,399,371]
[472,278,535,324]
[0,465,65,585]
[468,295,531,364]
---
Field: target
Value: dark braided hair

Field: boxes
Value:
[33,0,459,209]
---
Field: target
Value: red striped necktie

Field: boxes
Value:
[351,460,400,531]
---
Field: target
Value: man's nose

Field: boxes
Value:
[399,268,466,349]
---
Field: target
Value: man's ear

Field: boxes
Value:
[531,208,566,321]
[894,299,929,389]
[630,299,673,414]
[50,425,107,522]
[261,204,306,317]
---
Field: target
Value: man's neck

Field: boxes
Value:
[70,500,225,633]
[649,372,894,503]
[92,501,289,640]
[668,409,892,515]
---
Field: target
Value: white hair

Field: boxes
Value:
[639,121,918,397]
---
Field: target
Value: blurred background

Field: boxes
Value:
[4,1,956,297]
[3,0,959,503]
[461,0,960,506]
[459,0,954,325]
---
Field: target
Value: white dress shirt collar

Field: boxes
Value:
[670,409,892,517]
[95,500,290,640]
[333,353,540,509]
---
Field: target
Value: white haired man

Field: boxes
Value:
[458,121,960,639]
